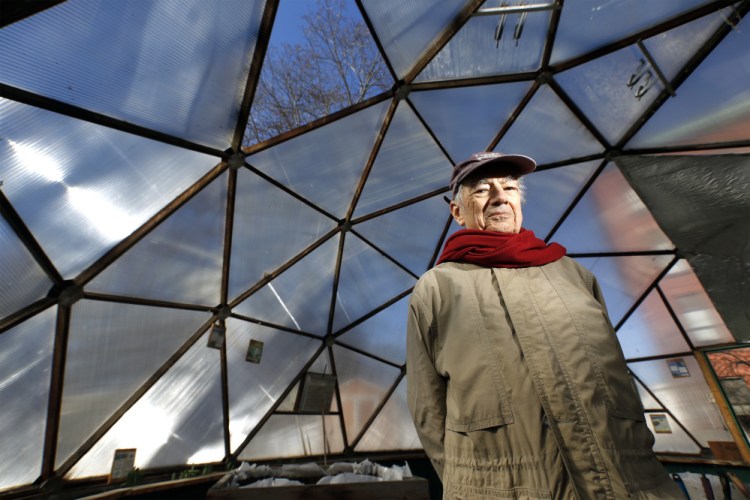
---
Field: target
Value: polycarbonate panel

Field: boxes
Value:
[635,379,663,411]
[409,82,530,164]
[355,378,421,452]
[233,235,339,336]
[660,260,734,347]
[522,160,598,239]
[416,4,550,81]
[333,345,401,443]
[629,17,750,148]
[226,318,321,451]
[333,234,417,333]
[66,327,224,479]
[360,0,472,79]
[248,101,389,218]
[617,290,690,360]
[576,255,674,326]
[353,102,451,217]
[645,412,702,454]
[228,168,337,301]
[239,415,344,461]
[553,164,674,252]
[0,216,53,320]
[551,0,714,64]
[0,307,55,491]
[556,44,666,145]
[0,0,264,149]
[88,173,227,305]
[0,98,219,278]
[495,85,604,166]
[354,194,445,275]
[57,300,210,467]
[337,296,409,364]
[630,356,733,447]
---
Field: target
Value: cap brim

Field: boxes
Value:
[451,154,536,193]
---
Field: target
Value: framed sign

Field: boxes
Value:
[110,448,136,482]
[246,339,264,363]
[649,414,672,434]
[666,358,690,378]
[207,324,225,350]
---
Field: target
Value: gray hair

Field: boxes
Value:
[453,175,526,207]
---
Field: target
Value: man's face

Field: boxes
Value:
[450,167,523,234]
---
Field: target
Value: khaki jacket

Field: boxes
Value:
[407,257,684,499]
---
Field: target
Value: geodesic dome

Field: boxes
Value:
[1,0,749,494]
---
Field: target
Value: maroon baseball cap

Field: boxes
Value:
[450,151,536,194]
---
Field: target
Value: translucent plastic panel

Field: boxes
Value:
[551,0,714,64]
[353,102,452,217]
[409,82,530,164]
[522,160,599,239]
[0,307,55,491]
[333,234,417,333]
[360,0,472,79]
[553,164,673,252]
[233,235,339,336]
[354,194,446,276]
[660,260,734,347]
[629,356,733,447]
[635,378,663,411]
[0,0,264,149]
[228,168,337,301]
[556,45,666,146]
[576,255,674,326]
[645,412,702,454]
[496,85,604,166]
[416,3,550,81]
[0,99,219,278]
[248,101,389,218]
[0,216,52,320]
[239,415,344,461]
[66,327,224,479]
[88,173,227,306]
[226,318,322,451]
[355,378,421,452]
[333,346,401,443]
[57,300,210,467]
[629,17,750,148]
[617,290,690,360]
[337,296,410,365]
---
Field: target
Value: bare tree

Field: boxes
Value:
[244,0,391,146]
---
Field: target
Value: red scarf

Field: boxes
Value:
[437,229,566,268]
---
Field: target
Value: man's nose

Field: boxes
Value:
[489,185,508,204]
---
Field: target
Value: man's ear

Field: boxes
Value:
[450,201,465,226]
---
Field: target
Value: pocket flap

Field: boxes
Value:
[446,414,510,432]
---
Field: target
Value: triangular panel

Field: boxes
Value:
[88,172,227,306]
[0,98,220,279]
[553,164,673,252]
[238,414,344,462]
[66,327,225,479]
[646,412,702,454]
[0,0,264,148]
[0,307,56,491]
[576,255,674,327]
[337,296,410,365]
[233,235,339,336]
[628,19,750,148]
[496,85,604,165]
[248,101,390,218]
[522,160,599,239]
[355,378,421,452]
[228,168,338,301]
[333,234,417,333]
[226,318,322,451]
[353,101,451,217]
[409,82,531,163]
[617,289,691,360]
[57,300,211,467]
[360,0,473,79]
[354,194,446,276]
[332,345,401,444]
[0,215,53,320]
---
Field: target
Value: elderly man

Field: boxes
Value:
[407,152,683,499]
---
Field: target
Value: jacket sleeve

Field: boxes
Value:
[406,290,447,481]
